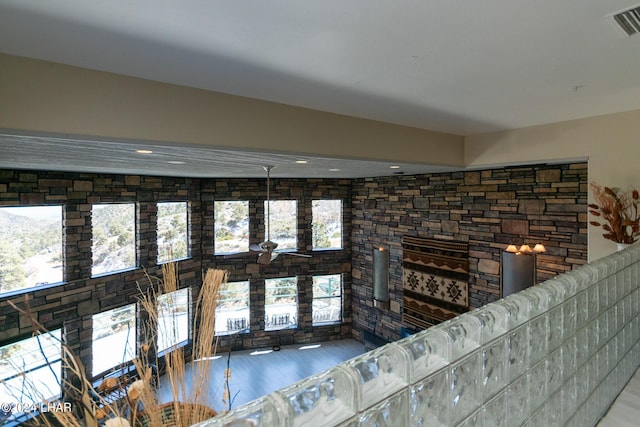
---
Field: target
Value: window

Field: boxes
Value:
[312,199,343,250]
[0,330,62,422]
[214,201,249,254]
[312,274,342,325]
[265,277,298,331]
[264,200,297,250]
[92,304,136,377]
[0,205,63,295]
[157,202,189,263]
[92,203,136,276]
[215,281,250,335]
[157,288,191,353]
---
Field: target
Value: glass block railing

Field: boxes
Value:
[195,246,640,426]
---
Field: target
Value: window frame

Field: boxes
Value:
[91,202,137,277]
[157,201,190,264]
[214,200,250,255]
[215,280,251,336]
[264,199,298,252]
[0,329,63,423]
[156,287,191,354]
[264,277,298,331]
[91,303,138,378]
[312,274,343,326]
[0,205,64,297]
[311,199,343,251]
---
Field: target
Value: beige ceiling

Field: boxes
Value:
[1,1,639,178]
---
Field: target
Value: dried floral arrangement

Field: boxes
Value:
[2,263,227,427]
[589,182,640,244]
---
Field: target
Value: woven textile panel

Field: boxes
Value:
[402,236,469,331]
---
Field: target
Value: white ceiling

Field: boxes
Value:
[1,0,639,178]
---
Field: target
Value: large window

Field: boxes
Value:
[92,203,136,276]
[0,206,63,295]
[157,288,191,353]
[92,304,136,377]
[264,200,297,250]
[215,281,250,335]
[214,201,249,254]
[157,202,189,263]
[312,274,342,325]
[0,330,62,422]
[312,199,343,250]
[265,277,298,331]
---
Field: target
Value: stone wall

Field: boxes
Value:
[350,163,588,342]
[0,170,351,379]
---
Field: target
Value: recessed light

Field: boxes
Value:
[136,149,153,154]
[329,168,340,172]
[390,165,400,169]
[295,160,308,164]
[167,160,185,165]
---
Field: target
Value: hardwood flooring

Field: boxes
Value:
[156,339,366,412]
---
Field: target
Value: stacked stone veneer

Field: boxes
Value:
[351,163,588,342]
[0,170,351,378]
[0,163,587,374]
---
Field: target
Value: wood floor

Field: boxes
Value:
[596,366,640,427]
[156,339,366,412]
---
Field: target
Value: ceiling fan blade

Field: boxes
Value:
[285,252,312,258]
[250,243,264,252]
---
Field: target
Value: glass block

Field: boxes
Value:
[561,336,577,380]
[575,364,590,409]
[441,315,481,362]
[576,289,589,330]
[528,313,548,366]
[546,347,563,395]
[507,324,529,382]
[607,306,618,340]
[575,326,589,368]
[587,284,599,323]
[496,294,530,329]
[357,389,408,427]
[562,297,577,338]
[399,328,449,383]
[546,389,563,426]
[410,368,450,426]
[523,406,547,427]
[480,337,507,400]
[277,365,356,426]
[561,375,578,425]
[345,343,409,410]
[597,315,608,351]
[527,360,548,412]
[607,275,618,307]
[457,409,483,427]
[557,273,579,299]
[542,278,566,308]
[469,304,508,345]
[520,285,550,317]
[547,305,563,351]
[196,394,287,426]
[482,391,506,427]
[505,373,529,426]
[450,351,482,425]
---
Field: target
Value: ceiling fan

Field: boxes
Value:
[250,166,311,265]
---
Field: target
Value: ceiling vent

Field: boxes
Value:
[613,6,640,36]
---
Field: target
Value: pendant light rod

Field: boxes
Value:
[264,166,273,241]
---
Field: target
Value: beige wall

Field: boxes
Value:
[0,53,464,167]
[465,109,640,261]
[3,53,639,261]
